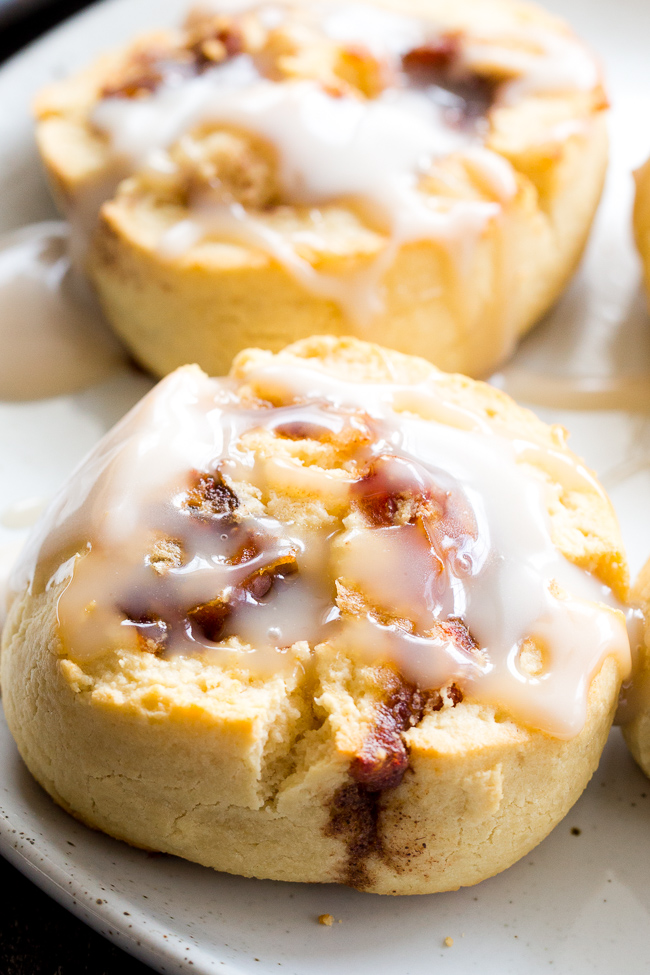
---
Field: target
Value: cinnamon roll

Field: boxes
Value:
[1,336,632,894]
[35,0,608,378]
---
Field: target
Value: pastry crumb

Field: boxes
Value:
[318,914,334,926]
[444,936,454,947]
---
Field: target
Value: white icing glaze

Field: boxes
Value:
[93,53,503,321]
[462,28,600,105]
[88,0,597,324]
[0,223,126,401]
[321,2,425,56]
[12,361,630,739]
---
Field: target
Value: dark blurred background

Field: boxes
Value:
[1,0,94,58]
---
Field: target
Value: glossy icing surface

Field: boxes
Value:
[87,0,594,323]
[12,359,631,738]
[0,223,126,400]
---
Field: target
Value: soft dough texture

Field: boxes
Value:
[1,337,630,894]
[621,558,650,778]
[34,0,608,379]
[634,157,650,303]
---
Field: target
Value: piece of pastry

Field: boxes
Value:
[35,0,607,379]
[621,559,650,777]
[634,157,650,301]
[1,336,632,894]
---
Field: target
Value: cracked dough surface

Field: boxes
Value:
[0,336,629,894]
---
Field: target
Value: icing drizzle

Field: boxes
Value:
[88,0,597,324]
[12,358,631,739]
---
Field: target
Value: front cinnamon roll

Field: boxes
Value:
[35,0,608,379]
[621,560,650,778]
[1,336,632,894]
[634,156,650,304]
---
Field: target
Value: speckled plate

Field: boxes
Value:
[1,0,650,971]
[1,712,649,975]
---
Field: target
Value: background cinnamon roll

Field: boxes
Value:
[34,0,608,379]
[1,336,632,894]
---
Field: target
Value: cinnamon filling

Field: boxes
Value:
[117,438,475,663]
[184,470,239,518]
[89,2,525,323]
[328,676,463,889]
[18,362,629,745]
[350,681,459,792]
[401,38,496,128]
[100,8,497,132]
[101,16,252,100]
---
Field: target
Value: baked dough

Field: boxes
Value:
[35,0,608,379]
[621,558,650,778]
[1,337,631,894]
[634,157,650,302]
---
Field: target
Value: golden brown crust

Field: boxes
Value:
[621,557,650,778]
[0,585,623,893]
[634,158,650,305]
[34,0,608,379]
[1,337,629,894]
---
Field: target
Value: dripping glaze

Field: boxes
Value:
[11,359,631,740]
[0,223,126,400]
[89,0,597,326]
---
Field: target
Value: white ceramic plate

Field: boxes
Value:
[1,0,650,971]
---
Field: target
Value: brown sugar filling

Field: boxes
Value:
[350,682,448,791]
[120,468,302,650]
[327,678,463,890]
[100,16,251,100]
[92,6,503,229]
[98,8,498,134]
[111,386,485,677]
[118,433,479,661]
[401,37,497,129]
[184,470,239,519]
